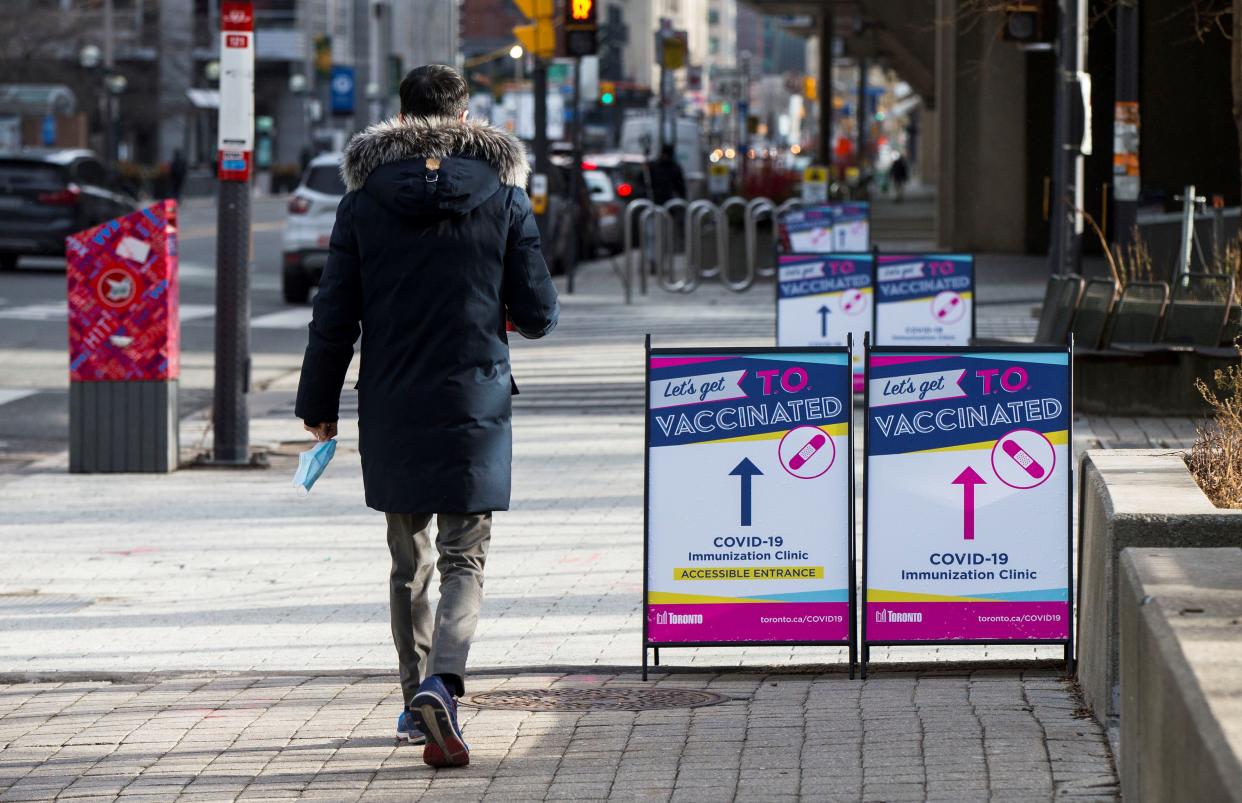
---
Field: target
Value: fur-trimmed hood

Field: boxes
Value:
[340,115,530,192]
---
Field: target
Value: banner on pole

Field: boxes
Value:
[645,347,854,647]
[776,253,872,390]
[217,1,254,182]
[863,346,1072,645]
[874,254,975,347]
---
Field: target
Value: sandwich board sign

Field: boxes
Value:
[644,339,856,677]
[777,203,871,254]
[873,254,975,347]
[776,253,872,391]
[861,343,1073,675]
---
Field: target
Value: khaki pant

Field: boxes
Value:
[385,513,492,706]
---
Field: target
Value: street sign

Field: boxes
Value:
[707,163,729,195]
[530,173,548,215]
[657,29,688,70]
[330,65,355,116]
[776,253,872,390]
[874,254,975,347]
[862,344,1073,672]
[644,342,856,677]
[802,165,828,203]
[217,1,254,182]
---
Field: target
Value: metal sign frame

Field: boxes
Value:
[642,335,857,680]
[859,336,1075,678]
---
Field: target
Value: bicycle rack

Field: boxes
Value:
[626,197,775,295]
[622,198,656,300]
[745,197,777,279]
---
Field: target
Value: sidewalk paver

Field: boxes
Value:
[0,670,1117,802]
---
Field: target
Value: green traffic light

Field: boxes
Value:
[722,102,731,114]
[601,92,615,105]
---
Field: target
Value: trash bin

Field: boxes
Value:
[66,200,179,473]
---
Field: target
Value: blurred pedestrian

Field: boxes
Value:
[295,64,559,769]
[889,153,910,203]
[648,144,686,205]
[169,149,187,202]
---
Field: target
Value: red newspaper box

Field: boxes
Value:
[66,201,179,472]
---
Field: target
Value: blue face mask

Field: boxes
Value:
[293,439,337,495]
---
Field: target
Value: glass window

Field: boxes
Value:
[0,161,64,186]
[303,165,347,196]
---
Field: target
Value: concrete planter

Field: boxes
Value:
[1119,547,1242,802]
[1076,449,1242,729]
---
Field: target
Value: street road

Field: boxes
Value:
[0,195,312,472]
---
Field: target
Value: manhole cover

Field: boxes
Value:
[465,687,730,712]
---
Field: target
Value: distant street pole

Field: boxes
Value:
[568,56,583,294]
[1050,0,1089,275]
[818,6,833,167]
[212,1,255,465]
[856,55,867,171]
[1112,0,1140,246]
[533,58,549,175]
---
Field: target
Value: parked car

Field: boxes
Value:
[583,168,623,254]
[281,153,345,303]
[583,152,651,204]
[0,149,138,270]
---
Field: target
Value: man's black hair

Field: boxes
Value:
[399,65,469,118]
[660,144,676,160]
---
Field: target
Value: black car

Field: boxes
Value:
[0,149,138,270]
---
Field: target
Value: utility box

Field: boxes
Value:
[67,201,179,473]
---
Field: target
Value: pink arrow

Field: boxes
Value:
[951,467,987,540]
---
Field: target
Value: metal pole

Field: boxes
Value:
[1050,0,1085,275]
[856,55,867,172]
[212,0,254,465]
[567,56,582,294]
[818,7,833,167]
[213,181,251,463]
[368,0,384,123]
[1111,0,1139,246]
[533,58,549,175]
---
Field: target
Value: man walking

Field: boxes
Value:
[295,65,559,768]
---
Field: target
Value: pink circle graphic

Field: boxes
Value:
[840,289,867,316]
[990,428,1056,490]
[931,291,966,324]
[778,425,837,479]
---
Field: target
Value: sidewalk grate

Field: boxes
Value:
[465,686,731,712]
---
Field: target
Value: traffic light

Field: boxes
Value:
[564,0,598,57]
[803,75,817,102]
[1002,2,1055,43]
[513,0,555,59]
[599,81,616,105]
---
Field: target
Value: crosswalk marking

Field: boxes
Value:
[0,388,36,408]
[250,308,313,329]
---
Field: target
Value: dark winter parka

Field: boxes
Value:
[295,115,559,513]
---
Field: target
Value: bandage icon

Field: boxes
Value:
[935,296,961,319]
[842,291,862,313]
[789,433,827,471]
[1002,438,1045,479]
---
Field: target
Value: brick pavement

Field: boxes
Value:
[0,670,1116,802]
[0,260,1148,799]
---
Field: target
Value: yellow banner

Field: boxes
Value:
[674,566,823,581]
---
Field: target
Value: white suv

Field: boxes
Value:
[281,153,345,303]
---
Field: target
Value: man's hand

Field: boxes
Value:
[303,421,338,442]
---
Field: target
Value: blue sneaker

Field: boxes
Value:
[396,708,426,744]
[411,675,469,767]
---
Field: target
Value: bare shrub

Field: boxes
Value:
[1187,348,1242,508]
